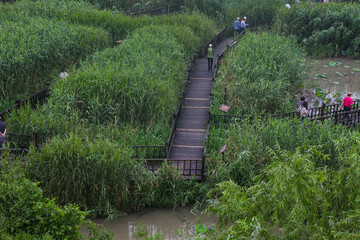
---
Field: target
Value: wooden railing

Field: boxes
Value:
[202,27,227,58]
[0,84,50,120]
[145,158,204,178]
[210,101,360,125]
[131,145,166,160]
[127,1,184,16]
[0,132,38,157]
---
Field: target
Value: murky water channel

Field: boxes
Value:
[80,208,218,240]
[306,57,360,106]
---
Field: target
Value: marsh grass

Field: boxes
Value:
[206,118,353,185]
[212,32,308,116]
[274,2,360,57]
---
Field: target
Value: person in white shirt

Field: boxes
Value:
[60,68,68,79]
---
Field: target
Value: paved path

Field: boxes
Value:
[168,38,232,178]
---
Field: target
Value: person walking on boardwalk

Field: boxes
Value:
[0,116,7,156]
[340,92,353,124]
[240,17,248,35]
[233,17,241,35]
[208,44,214,71]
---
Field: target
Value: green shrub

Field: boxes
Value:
[0,165,86,239]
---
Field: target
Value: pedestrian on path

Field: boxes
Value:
[208,44,214,71]
[0,116,7,157]
[60,68,68,80]
[240,17,248,35]
[233,17,241,36]
[340,92,353,124]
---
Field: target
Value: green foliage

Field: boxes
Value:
[51,25,195,125]
[0,164,86,239]
[25,133,206,215]
[149,163,208,208]
[0,2,110,108]
[274,2,360,57]
[26,132,152,216]
[185,0,286,27]
[206,119,351,186]
[87,222,114,240]
[10,0,216,44]
[206,138,360,239]
[212,32,307,116]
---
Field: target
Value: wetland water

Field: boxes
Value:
[307,57,360,106]
[80,208,218,239]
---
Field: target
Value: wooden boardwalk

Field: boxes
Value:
[168,38,232,178]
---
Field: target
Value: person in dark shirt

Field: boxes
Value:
[0,116,6,155]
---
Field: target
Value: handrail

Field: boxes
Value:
[211,103,360,125]
[202,27,227,57]
[0,84,50,120]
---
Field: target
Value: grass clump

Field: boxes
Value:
[212,32,307,116]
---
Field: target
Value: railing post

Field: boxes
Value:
[32,131,37,149]
[15,100,21,109]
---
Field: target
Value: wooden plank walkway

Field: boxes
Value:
[168,38,232,178]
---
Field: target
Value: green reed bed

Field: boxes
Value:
[212,32,308,116]
[206,131,360,239]
[52,25,199,125]
[185,0,286,28]
[11,0,216,44]
[23,132,205,216]
[0,11,109,108]
[3,16,218,217]
[274,2,360,57]
[206,119,352,186]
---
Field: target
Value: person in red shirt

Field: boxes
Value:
[340,92,353,111]
[340,92,353,123]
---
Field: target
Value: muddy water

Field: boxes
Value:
[307,57,360,106]
[80,208,218,240]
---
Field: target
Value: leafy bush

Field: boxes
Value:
[212,32,307,116]
[206,119,352,186]
[0,165,86,239]
[274,2,360,56]
[206,138,360,239]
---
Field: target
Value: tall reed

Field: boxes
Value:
[212,32,308,116]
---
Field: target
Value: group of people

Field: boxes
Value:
[297,92,354,121]
[233,16,248,36]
